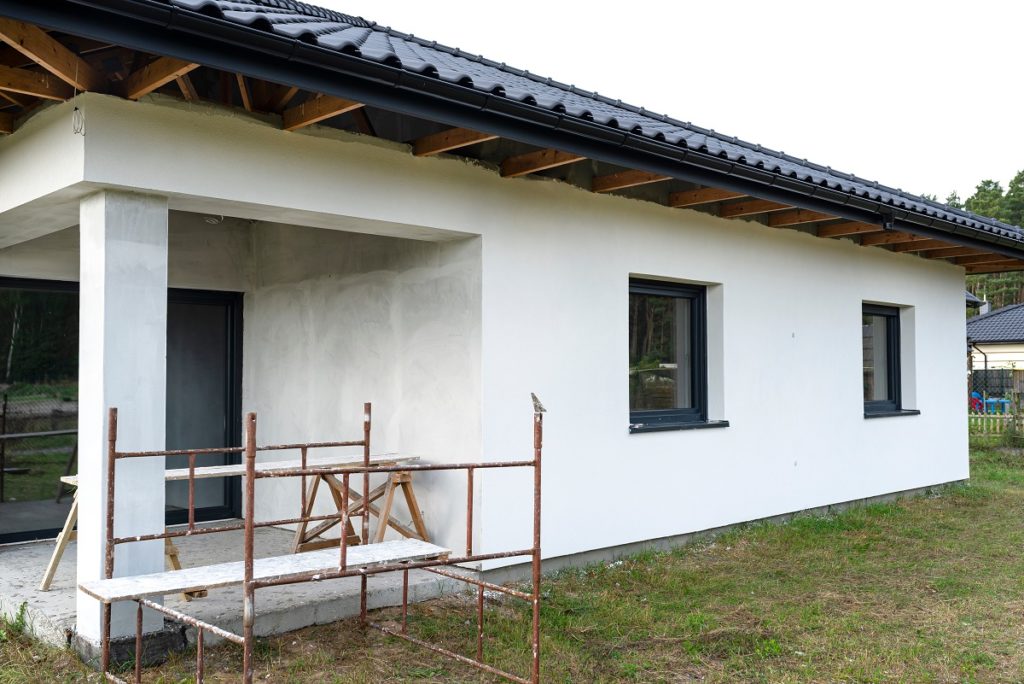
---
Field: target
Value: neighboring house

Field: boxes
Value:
[966,290,984,311]
[1,0,1023,649]
[968,304,1024,370]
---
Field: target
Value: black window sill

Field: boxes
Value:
[864,409,921,419]
[629,420,730,434]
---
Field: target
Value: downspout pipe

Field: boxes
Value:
[5,0,1024,259]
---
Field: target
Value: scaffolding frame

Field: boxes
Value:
[88,399,545,683]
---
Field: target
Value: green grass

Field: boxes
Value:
[5,441,1024,681]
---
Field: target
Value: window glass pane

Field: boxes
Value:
[862,314,890,402]
[629,292,692,410]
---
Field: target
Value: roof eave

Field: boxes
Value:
[9,0,1024,259]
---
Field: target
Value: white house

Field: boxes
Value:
[1,0,1021,654]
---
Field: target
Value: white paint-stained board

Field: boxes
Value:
[79,538,450,602]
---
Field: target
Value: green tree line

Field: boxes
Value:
[937,170,1024,310]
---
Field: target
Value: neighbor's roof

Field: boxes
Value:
[14,0,1024,254]
[966,291,983,306]
[967,304,1024,343]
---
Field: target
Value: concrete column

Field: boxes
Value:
[76,191,168,642]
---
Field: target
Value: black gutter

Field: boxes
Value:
[5,0,1024,259]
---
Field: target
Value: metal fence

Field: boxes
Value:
[0,387,77,504]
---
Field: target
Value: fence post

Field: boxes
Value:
[0,392,7,503]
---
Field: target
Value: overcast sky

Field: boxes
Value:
[311,0,1021,201]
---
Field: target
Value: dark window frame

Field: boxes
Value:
[862,303,901,416]
[629,278,708,432]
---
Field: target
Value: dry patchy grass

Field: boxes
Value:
[5,443,1024,682]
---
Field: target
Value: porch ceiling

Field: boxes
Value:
[0,3,1020,273]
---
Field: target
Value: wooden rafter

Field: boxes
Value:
[966,261,1024,275]
[350,108,376,136]
[668,187,746,208]
[767,209,836,227]
[955,254,1016,266]
[890,239,956,253]
[176,75,198,102]
[266,84,299,112]
[592,170,670,194]
[413,127,497,157]
[501,148,585,178]
[0,90,30,107]
[717,199,791,218]
[121,57,199,100]
[235,74,252,112]
[0,18,105,92]
[282,94,363,131]
[817,222,882,238]
[859,231,929,246]
[0,63,73,100]
[0,111,12,134]
[922,246,985,259]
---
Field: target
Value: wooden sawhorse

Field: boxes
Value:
[291,468,430,553]
[39,476,206,601]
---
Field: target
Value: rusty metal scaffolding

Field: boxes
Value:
[87,399,545,683]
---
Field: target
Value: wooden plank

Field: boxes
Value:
[718,199,791,218]
[966,261,1024,274]
[0,63,73,100]
[891,239,956,253]
[282,94,363,131]
[121,57,199,100]
[235,74,252,112]
[413,127,497,156]
[955,254,1015,266]
[668,187,746,208]
[859,231,928,246]
[266,84,299,112]
[816,222,882,238]
[500,148,585,177]
[922,246,985,259]
[175,74,198,102]
[350,108,376,136]
[767,209,836,227]
[79,538,451,602]
[0,111,12,135]
[61,454,415,487]
[0,18,105,92]
[592,170,671,193]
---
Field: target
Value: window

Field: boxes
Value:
[629,278,707,431]
[862,304,901,415]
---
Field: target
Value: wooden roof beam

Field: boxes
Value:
[0,18,105,92]
[966,261,1024,275]
[890,239,957,253]
[176,74,198,102]
[121,57,199,100]
[235,74,252,112]
[817,222,882,238]
[668,187,746,208]
[266,84,299,112]
[414,127,497,156]
[282,94,363,131]
[767,209,837,227]
[592,170,671,193]
[0,63,73,100]
[501,148,585,178]
[717,199,791,218]
[923,246,986,259]
[859,231,929,246]
[955,253,1017,266]
[0,111,12,135]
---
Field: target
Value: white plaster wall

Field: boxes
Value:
[242,223,481,554]
[473,190,969,564]
[0,94,970,567]
[0,211,250,291]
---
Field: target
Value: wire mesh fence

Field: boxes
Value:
[0,384,77,504]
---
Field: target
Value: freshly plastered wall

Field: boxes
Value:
[0,211,251,291]
[241,222,481,554]
[472,181,969,564]
[0,94,969,567]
